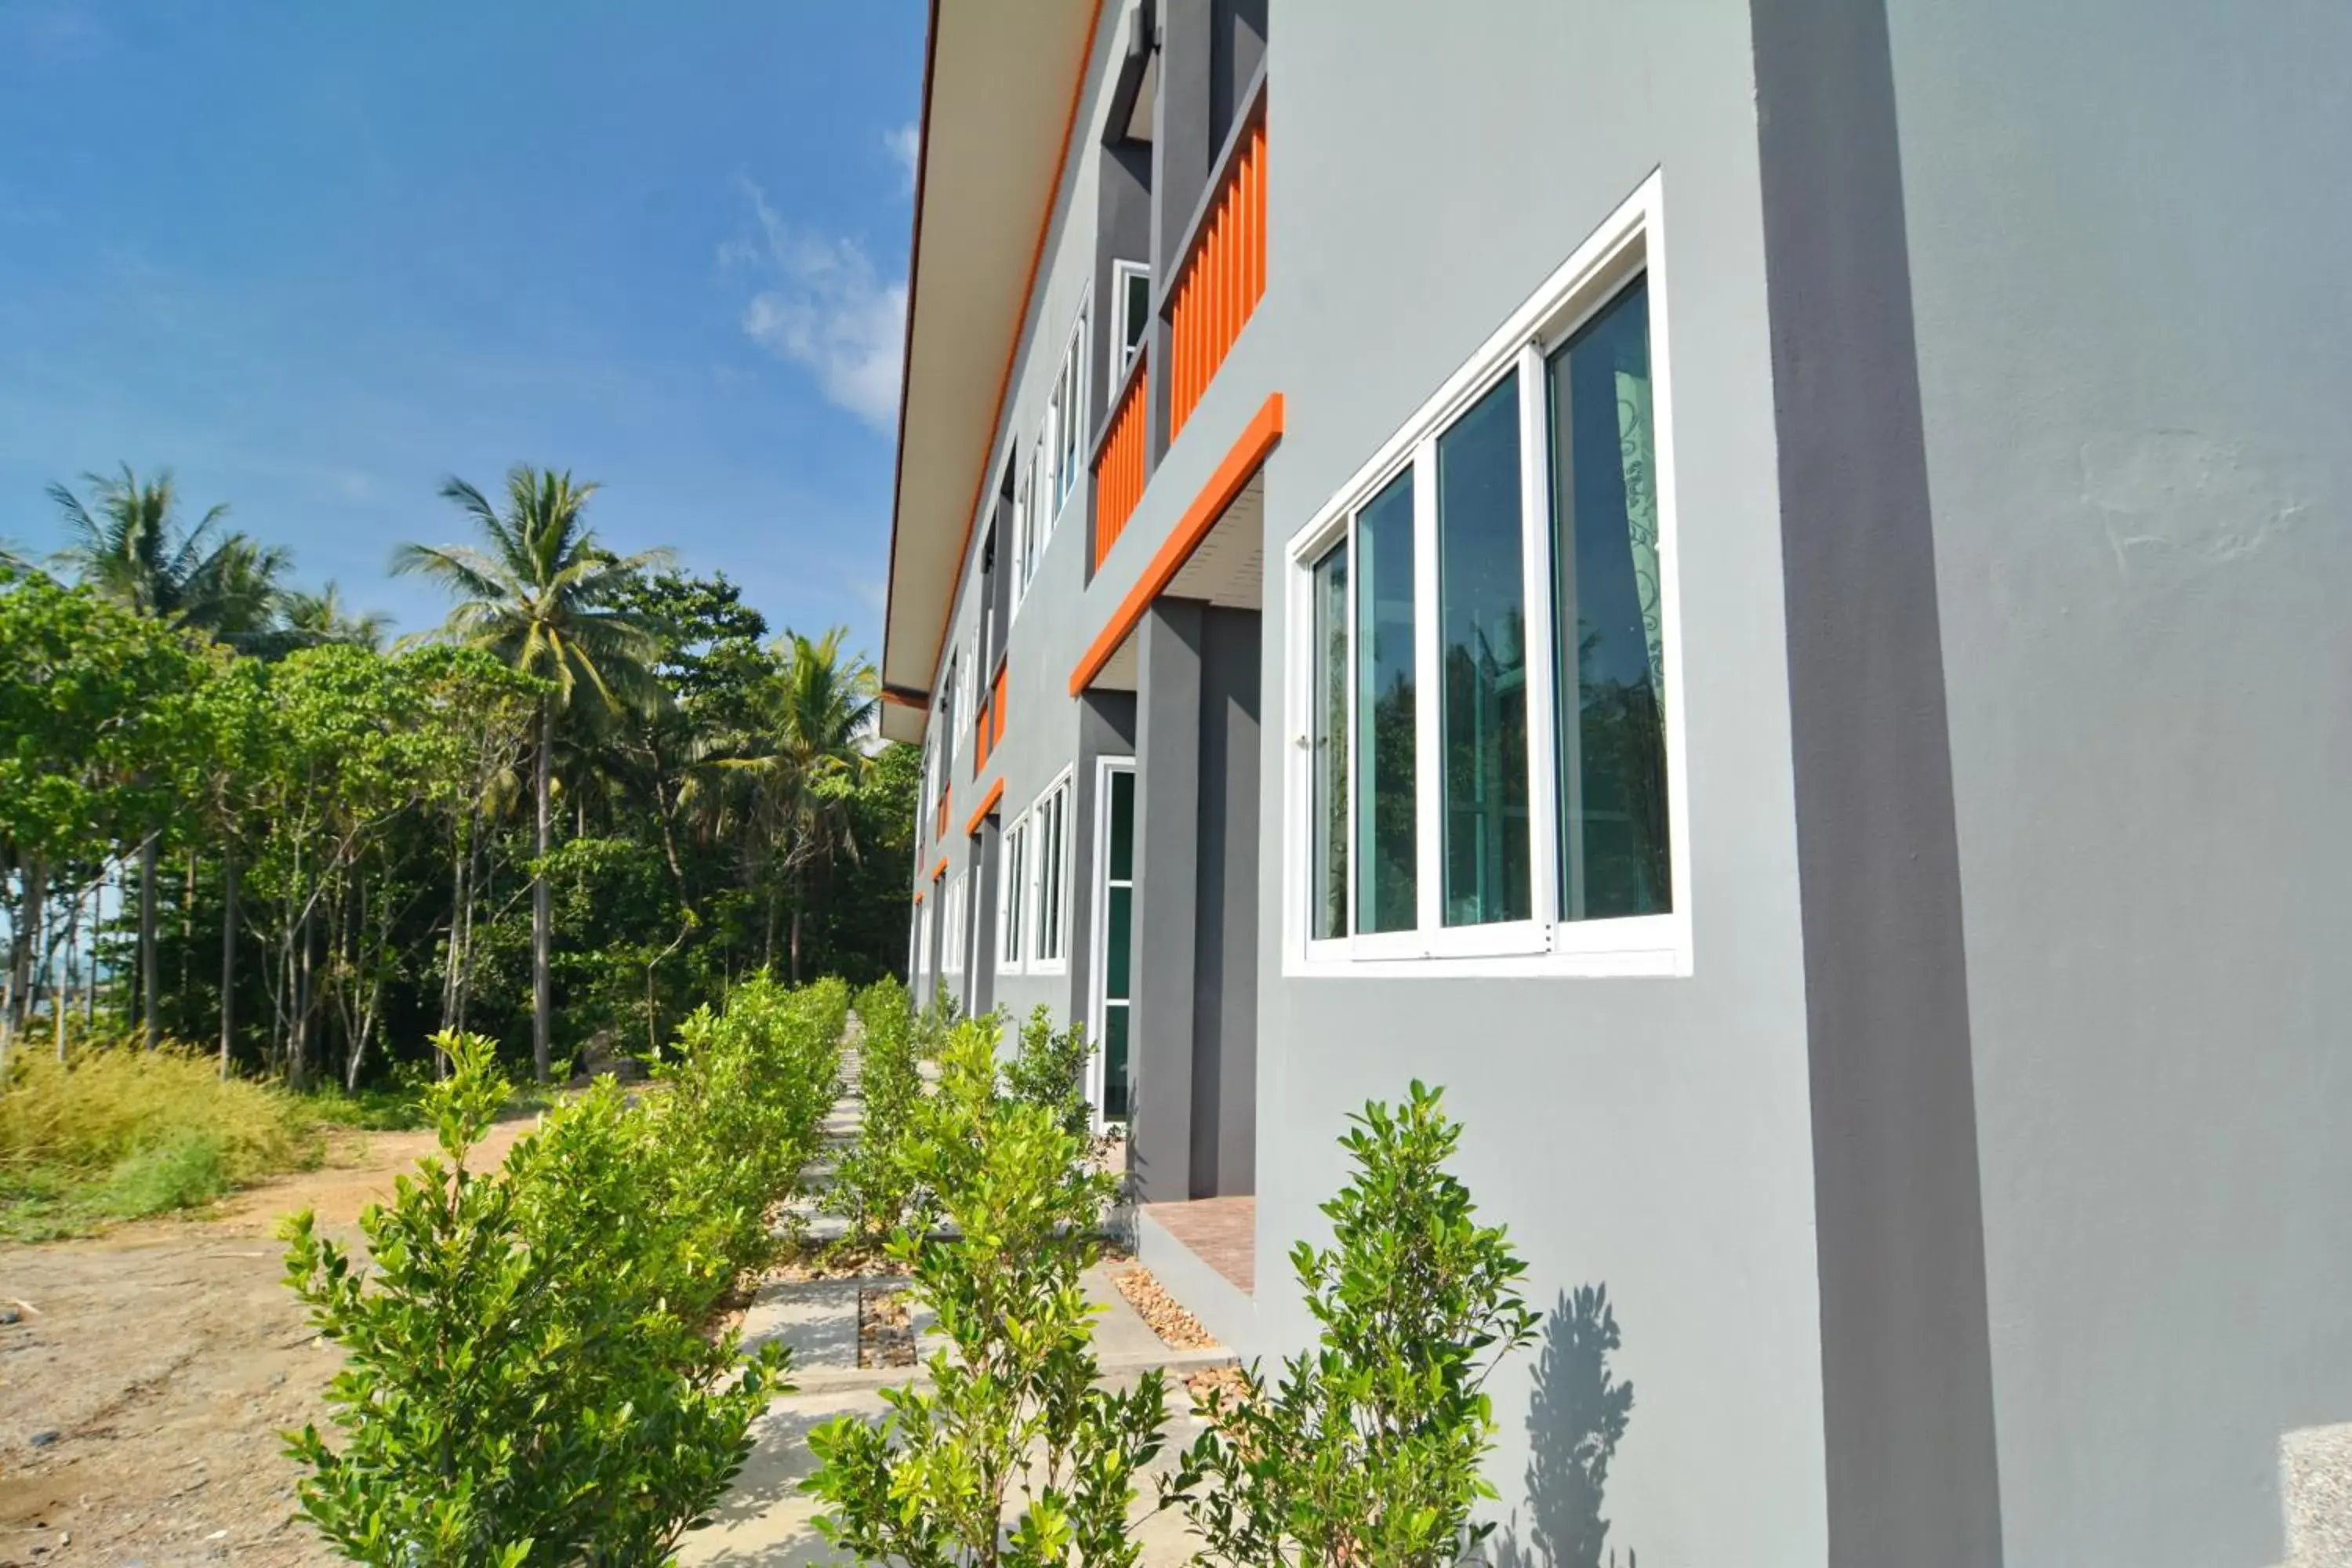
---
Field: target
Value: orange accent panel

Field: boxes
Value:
[926,0,1109,703]
[1069,392,1284,697]
[1167,118,1268,443]
[936,784,950,843]
[929,856,949,884]
[1092,364,1150,569]
[964,776,1005,837]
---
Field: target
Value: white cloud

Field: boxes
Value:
[885,122,920,192]
[727,180,906,432]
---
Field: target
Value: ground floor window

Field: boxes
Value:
[941,869,967,975]
[1091,759,1135,1123]
[1027,772,1071,971]
[1288,174,1687,975]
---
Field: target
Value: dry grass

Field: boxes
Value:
[1,1045,320,1239]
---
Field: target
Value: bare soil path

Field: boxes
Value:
[0,1117,536,1566]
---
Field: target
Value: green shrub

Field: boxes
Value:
[1166,1082,1540,1568]
[827,975,927,1245]
[1003,1005,1094,1141]
[655,971,847,1287]
[283,1030,793,1566]
[806,1017,1168,1568]
[1,1044,318,1237]
[283,976,852,1566]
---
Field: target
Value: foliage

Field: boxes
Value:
[804,1018,1167,1568]
[826,975,927,1246]
[47,463,288,648]
[281,991,844,1566]
[653,971,848,1290]
[1003,1004,1094,1141]
[1166,1082,1541,1568]
[0,1044,318,1240]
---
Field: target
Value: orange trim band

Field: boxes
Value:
[929,855,949,884]
[1069,392,1285,696]
[964,776,1005,837]
[912,887,925,904]
[881,688,927,710]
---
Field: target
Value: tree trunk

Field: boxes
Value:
[291,913,312,1091]
[532,701,553,1084]
[180,848,195,1022]
[219,850,238,1079]
[789,900,804,987]
[60,890,79,1062]
[140,834,160,1049]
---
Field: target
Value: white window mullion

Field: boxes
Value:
[1343,518,1359,944]
[1410,438,1443,950]
[1515,340,1562,942]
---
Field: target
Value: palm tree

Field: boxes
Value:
[50,466,290,1045]
[695,628,878,983]
[49,465,288,647]
[394,466,670,1081]
[276,581,393,652]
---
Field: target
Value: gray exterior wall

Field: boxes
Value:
[1252,4,1828,1564]
[1881,3,2352,1563]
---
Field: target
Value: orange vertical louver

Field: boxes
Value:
[1092,363,1151,570]
[1168,117,1267,442]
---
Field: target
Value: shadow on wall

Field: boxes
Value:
[1492,1284,1637,1568]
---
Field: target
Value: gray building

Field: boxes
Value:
[877,3,2352,1563]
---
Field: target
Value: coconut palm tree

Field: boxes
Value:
[49,466,290,1044]
[49,465,288,646]
[276,581,393,652]
[393,465,670,1082]
[694,627,878,983]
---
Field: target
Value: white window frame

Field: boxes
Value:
[1282,172,1692,979]
[1024,767,1073,975]
[1052,303,1088,522]
[942,869,967,975]
[916,885,936,996]
[997,811,1029,974]
[1112,259,1151,376]
[1087,757,1136,1130]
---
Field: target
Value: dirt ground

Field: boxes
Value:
[0,1116,537,1566]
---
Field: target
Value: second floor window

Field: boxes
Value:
[1113,260,1150,376]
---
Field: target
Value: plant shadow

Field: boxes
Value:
[1490,1283,1636,1568]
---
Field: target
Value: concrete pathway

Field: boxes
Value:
[680,1018,1232,1565]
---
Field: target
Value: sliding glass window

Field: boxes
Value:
[1353,470,1417,934]
[1547,278,1670,921]
[1308,540,1349,942]
[1436,372,1532,927]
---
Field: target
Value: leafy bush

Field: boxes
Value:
[283,979,849,1566]
[805,1017,1169,1568]
[827,975,927,1245]
[1167,1081,1540,1568]
[655,971,848,1286]
[1,1044,318,1238]
[1003,1004,1093,1141]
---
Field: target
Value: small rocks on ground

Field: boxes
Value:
[1109,1265,1218,1352]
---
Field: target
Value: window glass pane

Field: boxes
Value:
[1354,469,1417,933]
[1548,278,1671,920]
[1121,268,1150,362]
[1310,539,1350,940]
[1106,884,1131,997]
[1102,1003,1131,1121]
[1004,826,1026,964]
[1437,373,1532,926]
[1108,769,1134,880]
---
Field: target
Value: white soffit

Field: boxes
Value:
[881,0,1104,736]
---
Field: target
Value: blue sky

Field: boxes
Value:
[0,0,925,656]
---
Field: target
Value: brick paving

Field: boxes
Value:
[1142,1196,1255,1294]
